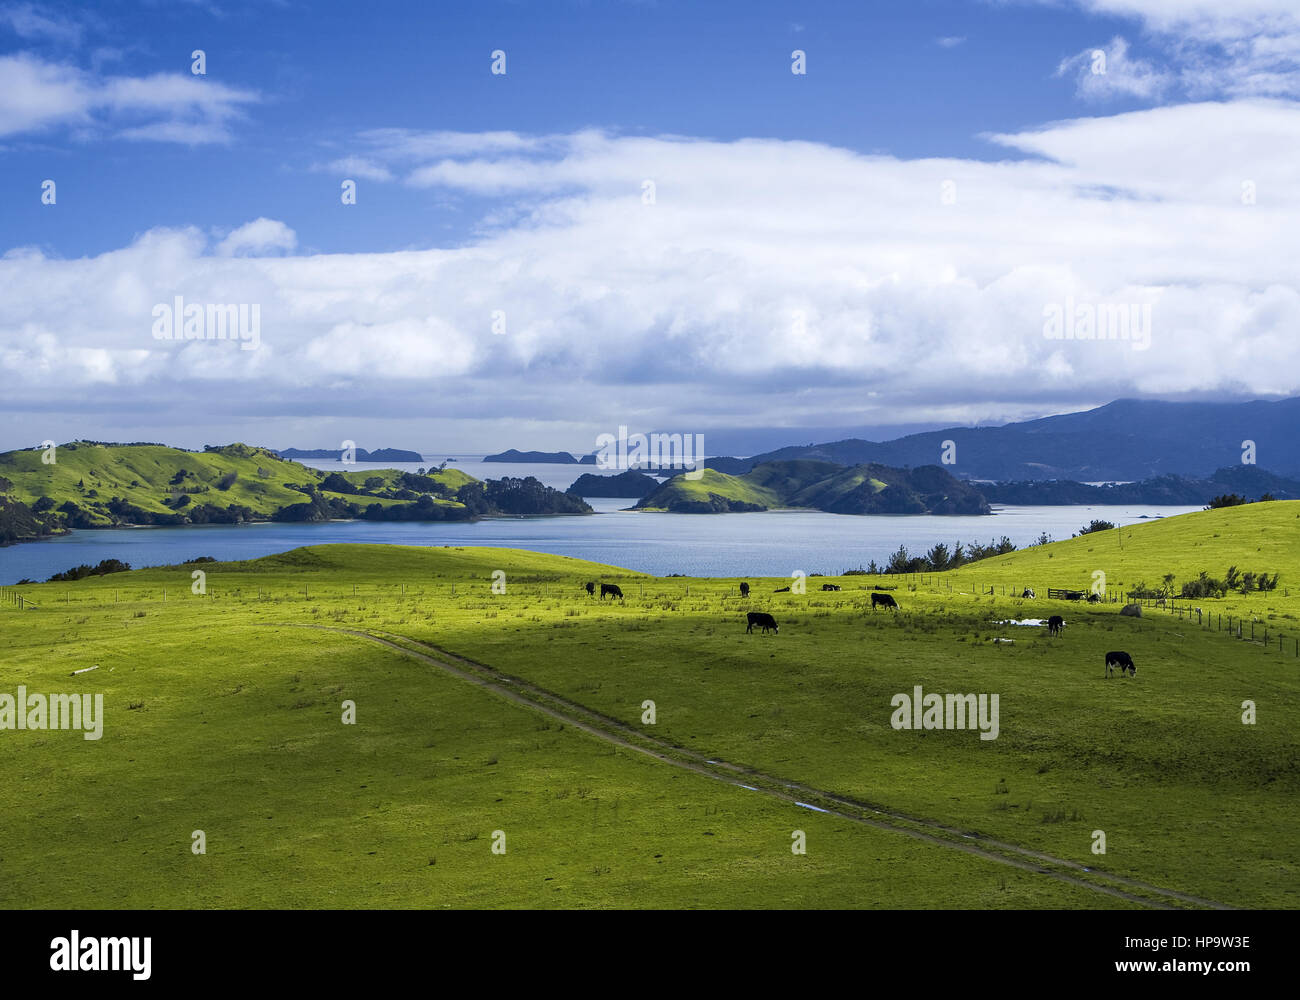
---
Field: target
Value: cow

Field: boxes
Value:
[1105,651,1136,678]
[600,583,624,600]
[773,586,791,593]
[584,581,595,596]
[1047,615,1064,636]
[871,592,899,611]
[1022,588,1035,599]
[746,612,779,634]
[1087,593,1102,604]
[821,584,841,591]
[739,582,750,598]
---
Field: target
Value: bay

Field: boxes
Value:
[0,495,1200,585]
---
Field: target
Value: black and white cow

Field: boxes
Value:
[1104,650,1136,678]
[821,584,841,591]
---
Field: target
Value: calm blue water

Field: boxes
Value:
[0,492,1200,585]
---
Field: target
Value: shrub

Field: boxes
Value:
[47,558,132,582]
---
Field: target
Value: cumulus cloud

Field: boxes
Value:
[0,52,257,142]
[1,104,1295,445]
[215,218,298,257]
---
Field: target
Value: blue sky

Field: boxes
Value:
[1,0,1297,454]
[4,0,1152,257]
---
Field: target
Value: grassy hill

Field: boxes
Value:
[0,442,587,540]
[633,467,781,511]
[2,502,1295,908]
[943,500,1300,604]
[0,442,330,528]
[636,460,990,515]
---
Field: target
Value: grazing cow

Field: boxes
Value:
[773,586,791,593]
[1022,588,1035,599]
[584,581,595,596]
[600,583,624,600]
[739,582,750,598]
[1087,593,1102,604]
[871,592,899,611]
[746,612,779,634]
[1105,650,1136,678]
[1047,615,1064,636]
[821,584,841,591]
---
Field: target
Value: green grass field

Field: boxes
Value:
[1,503,1296,909]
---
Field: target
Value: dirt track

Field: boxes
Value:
[276,623,1232,910]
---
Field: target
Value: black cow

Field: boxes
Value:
[773,586,791,593]
[584,581,595,596]
[871,592,899,611]
[600,583,624,600]
[1105,651,1136,678]
[746,612,778,634]
[821,584,841,591]
[739,582,750,598]
[1047,615,1064,636]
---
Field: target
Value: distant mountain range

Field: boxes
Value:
[982,465,1300,505]
[700,397,1300,482]
[278,447,424,463]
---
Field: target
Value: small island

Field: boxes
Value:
[278,446,425,463]
[483,449,581,464]
[566,470,661,499]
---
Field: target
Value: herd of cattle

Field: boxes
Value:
[582,579,1136,678]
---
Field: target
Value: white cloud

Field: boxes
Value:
[0,3,82,45]
[0,52,257,142]
[1057,37,1171,101]
[214,219,298,257]
[936,36,967,48]
[0,109,1296,438]
[1047,0,1300,99]
[319,156,393,182]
